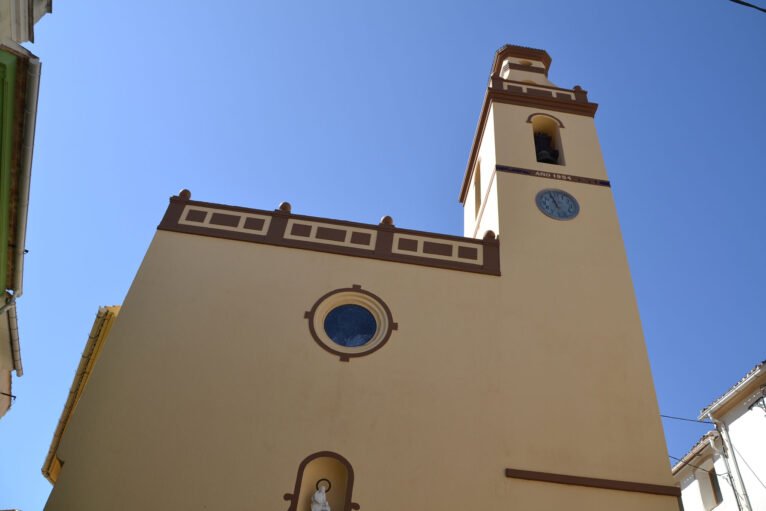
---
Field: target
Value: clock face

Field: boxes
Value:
[535,189,580,220]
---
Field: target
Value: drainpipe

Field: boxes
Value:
[708,415,751,511]
[7,300,20,376]
[0,294,21,376]
[708,433,743,511]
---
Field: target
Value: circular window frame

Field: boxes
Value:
[305,285,397,361]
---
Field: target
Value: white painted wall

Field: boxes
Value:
[721,400,766,510]
[678,457,738,511]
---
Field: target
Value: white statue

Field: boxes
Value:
[310,485,331,511]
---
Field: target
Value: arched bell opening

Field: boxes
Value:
[283,451,360,511]
[528,113,565,166]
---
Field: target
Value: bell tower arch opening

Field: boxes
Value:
[529,113,565,165]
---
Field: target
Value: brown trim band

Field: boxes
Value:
[158,196,500,276]
[496,165,611,188]
[505,468,681,498]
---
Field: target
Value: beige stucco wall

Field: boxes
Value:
[46,206,676,510]
[494,167,671,478]
[464,105,499,240]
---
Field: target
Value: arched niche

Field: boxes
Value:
[527,113,565,165]
[283,451,360,511]
[526,113,564,128]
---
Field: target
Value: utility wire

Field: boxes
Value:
[661,414,713,425]
[669,455,729,479]
[664,415,764,487]
[670,455,710,472]
[729,0,766,13]
[732,444,766,489]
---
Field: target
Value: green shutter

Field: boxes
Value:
[0,50,18,287]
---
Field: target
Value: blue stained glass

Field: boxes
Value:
[324,304,377,347]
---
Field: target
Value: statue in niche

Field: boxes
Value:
[310,481,331,511]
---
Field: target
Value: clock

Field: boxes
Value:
[535,189,579,220]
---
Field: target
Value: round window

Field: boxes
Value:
[306,286,397,361]
[324,304,377,347]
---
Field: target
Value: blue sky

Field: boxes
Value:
[1,1,765,508]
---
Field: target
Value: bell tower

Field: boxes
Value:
[460,45,678,508]
[462,45,607,240]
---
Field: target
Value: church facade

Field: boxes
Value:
[43,45,679,510]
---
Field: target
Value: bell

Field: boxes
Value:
[534,132,559,164]
[536,149,559,164]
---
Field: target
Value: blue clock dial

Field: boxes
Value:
[535,189,580,220]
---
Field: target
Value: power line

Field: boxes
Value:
[661,414,713,425]
[669,455,728,479]
[732,444,766,489]
[729,0,766,13]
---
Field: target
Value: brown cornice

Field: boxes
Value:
[158,196,500,276]
[489,87,598,116]
[458,81,598,203]
[492,44,552,75]
[505,468,681,498]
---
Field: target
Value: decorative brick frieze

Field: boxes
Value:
[489,77,595,112]
[283,219,378,250]
[178,205,272,236]
[158,196,500,276]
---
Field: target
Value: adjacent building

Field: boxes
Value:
[673,361,766,511]
[43,45,680,510]
[0,0,50,418]
[42,306,121,484]
[0,0,50,44]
